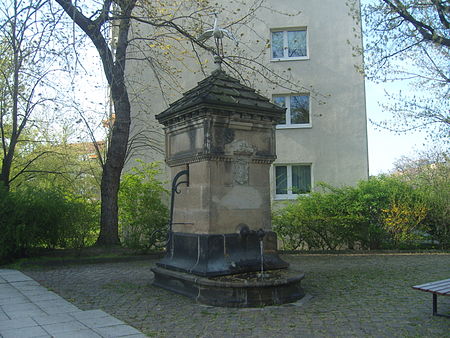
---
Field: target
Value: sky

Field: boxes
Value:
[365,80,430,176]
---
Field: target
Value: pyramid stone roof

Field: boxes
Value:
[156,69,285,124]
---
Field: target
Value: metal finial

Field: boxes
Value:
[197,12,239,62]
[214,55,222,70]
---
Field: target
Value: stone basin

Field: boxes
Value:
[152,266,305,307]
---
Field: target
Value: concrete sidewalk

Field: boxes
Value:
[0,269,146,338]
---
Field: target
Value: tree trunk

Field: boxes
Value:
[96,91,131,246]
[0,0,20,191]
[0,157,12,191]
[97,166,121,245]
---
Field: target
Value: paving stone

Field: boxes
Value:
[42,303,82,315]
[11,280,40,288]
[35,299,75,308]
[4,308,48,319]
[3,301,40,311]
[1,302,51,319]
[93,324,143,337]
[41,321,89,335]
[32,313,77,325]
[26,291,64,302]
[0,310,9,320]
[49,329,102,338]
[0,295,30,306]
[70,309,110,320]
[33,299,81,315]
[1,273,33,283]
[0,325,49,338]
[0,286,19,296]
[77,314,125,328]
[0,317,38,330]
[13,284,47,293]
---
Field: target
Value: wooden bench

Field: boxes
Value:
[412,278,450,318]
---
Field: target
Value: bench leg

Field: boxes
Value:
[432,294,437,316]
[432,293,450,318]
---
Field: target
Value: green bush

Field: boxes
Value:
[273,176,432,251]
[0,184,21,261]
[350,176,428,249]
[118,161,169,252]
[394,155,450,249]
[0,184,99,263]
[273,185,365,250]
[60,194,99,249]
[422,191,450,249]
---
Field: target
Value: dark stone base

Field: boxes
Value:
[152,266,305,307]
[156,231,288,277]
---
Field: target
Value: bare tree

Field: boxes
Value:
[351,0,449,140]
[0,0,69,190]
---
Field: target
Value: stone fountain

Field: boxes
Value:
[152,66,305,307]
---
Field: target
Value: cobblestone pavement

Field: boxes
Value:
[22,253,450,337]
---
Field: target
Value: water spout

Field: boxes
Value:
[256,228,267,279]
[259,239,264,279]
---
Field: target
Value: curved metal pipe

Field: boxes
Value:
[168,168,189,233]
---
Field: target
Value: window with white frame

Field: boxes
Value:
[273,94,310,127]
[271,29,308,60]
[275,164,312,198]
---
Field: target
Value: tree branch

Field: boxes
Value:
[431,0,450,29]
[9,150,59,184]
[383,0,450,47]
[54,0,115,84]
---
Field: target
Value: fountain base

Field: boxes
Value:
[152,266,305,307]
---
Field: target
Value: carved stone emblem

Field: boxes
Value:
[233,158,249,185]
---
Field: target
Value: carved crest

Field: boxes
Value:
[233,158,249,185]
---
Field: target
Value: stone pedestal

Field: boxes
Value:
[157,231,287,277]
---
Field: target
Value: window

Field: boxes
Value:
[271,29,308,60]
[273,94,310,127]
[275,164,311,199]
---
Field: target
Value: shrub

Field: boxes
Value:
[273,188,365,250]
[0,184,21,262]
[394,152,450,248]
[422,190,450,249]
[350,176,427,249]
[62,194,99,249]
[273,176,432,251]
[0,184,99,263]
[118,161,168,252]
